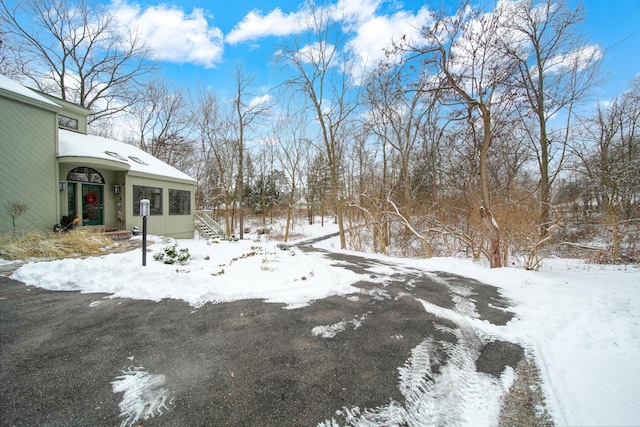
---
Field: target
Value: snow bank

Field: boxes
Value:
[7,232,640,426]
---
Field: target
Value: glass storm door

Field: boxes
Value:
[82,184,103,226]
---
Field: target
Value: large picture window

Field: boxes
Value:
[169,189,191,215]
[133,185,162,215]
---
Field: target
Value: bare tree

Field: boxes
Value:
[0,29,16,76]
[125,78,193,169]
[190,87,238,235]
[0,0,155,130]
[573,77,640,262]
[363,61,438,218]
[4,201,28,236]
[231,65,271,239]
[277,4,361,249]
[271,110,311,242]
[403,4,520,267]
[503,0,602,238]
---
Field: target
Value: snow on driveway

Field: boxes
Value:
[10,232,640,426]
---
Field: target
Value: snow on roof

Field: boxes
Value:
[0,74,60,108]
[0,74,194,183]
[58,129,195,183]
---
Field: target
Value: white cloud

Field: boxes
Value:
[331,0,382,23]
[347,7,433,71]
[547,44,603,74]
[248,93,272,109]
[110,0,224,68]
[225,7,309,45]
[297,41,337,65]
[226,0,383,45]
[227,1,433,83]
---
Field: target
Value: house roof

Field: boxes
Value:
[58,129,196,183]
[1,73,195,184]
[0,74,61,110]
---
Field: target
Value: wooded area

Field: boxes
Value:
[2,0,638,267]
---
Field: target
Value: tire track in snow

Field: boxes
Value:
[304,247,520,426]
[318,301,514,427]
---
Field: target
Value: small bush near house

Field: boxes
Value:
[153,245,190,265]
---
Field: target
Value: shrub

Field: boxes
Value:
[276,243,291,251]
[153,244,190,265]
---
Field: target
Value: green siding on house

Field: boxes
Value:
[0,96,60,233]
[127,176,195,238]
[56,162,196,237]
[57,163,122,226]
[1,76,196,238]
[38,93,90,135]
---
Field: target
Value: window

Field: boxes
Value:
[67,167,104,183]
[128,156,148,165]
[133,185,162,215]
[59,115,78,130]
[67,182,77,217]
[105,151,128,161]
[169,189,191,215]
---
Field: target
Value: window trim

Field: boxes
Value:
[169,189,191,215]
[132,185,163,216]
[59,115,78,130]
[67,167,104,184]
[105,151,128,161]
[128,156,148,165]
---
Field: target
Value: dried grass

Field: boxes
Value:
[0,229,114,261]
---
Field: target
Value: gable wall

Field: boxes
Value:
[58,109,88,134]
[0,96,60,233]
[37,91,89,134]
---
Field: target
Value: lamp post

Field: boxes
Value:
[140,199,150,266]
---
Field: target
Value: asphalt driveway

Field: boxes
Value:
[0,241,544,426]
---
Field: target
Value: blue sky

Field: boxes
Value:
[108,0,639,101]
[78,0,640,100]
[578,0,640,97]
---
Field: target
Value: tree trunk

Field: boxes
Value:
[539,112,551,239]
[224,192,232,236]
[333,177,346,249]
[479,106,502,268]
[480,206,501,268]
[284,192,295,243]
[238,145,244,240]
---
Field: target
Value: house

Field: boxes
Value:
[0,74,196,239]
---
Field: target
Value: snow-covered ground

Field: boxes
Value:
[7,223,640,426]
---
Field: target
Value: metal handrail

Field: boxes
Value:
[194,210,227,238]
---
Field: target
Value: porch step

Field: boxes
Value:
[85,226,132,241]
[102,230,132,241]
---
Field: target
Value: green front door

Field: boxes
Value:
[82,184,103,226]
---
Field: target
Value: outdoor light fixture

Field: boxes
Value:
[140,199,150,217]
[140,199,150,266]
[59,181,65,191]
[113,184,121,194]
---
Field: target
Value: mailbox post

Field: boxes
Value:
[140,199,150,266]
